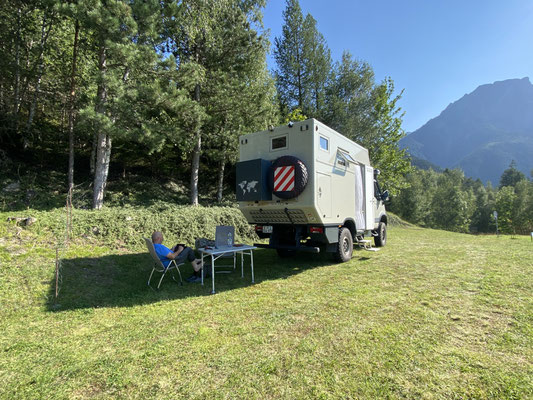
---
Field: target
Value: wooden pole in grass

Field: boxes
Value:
[55,248,59,298]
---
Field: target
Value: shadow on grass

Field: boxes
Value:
[47,248,338,312]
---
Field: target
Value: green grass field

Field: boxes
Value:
[1,219,532,399]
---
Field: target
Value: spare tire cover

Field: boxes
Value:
[269,155,308,199]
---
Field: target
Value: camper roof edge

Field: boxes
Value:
[240,118,371,165]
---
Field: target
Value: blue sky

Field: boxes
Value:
[262,0,533,132]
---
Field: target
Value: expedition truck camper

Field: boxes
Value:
[236,119,389,262]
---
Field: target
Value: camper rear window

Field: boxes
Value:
[271,136,287,150]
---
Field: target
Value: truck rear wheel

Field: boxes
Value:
[334,227,353,263]
[374,222,387,247]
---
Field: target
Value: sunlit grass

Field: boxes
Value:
[1,221,532,399]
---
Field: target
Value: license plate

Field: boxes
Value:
[262,225,273,234]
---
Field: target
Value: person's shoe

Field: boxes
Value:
[188,275,202,283]
[186,274,198,282]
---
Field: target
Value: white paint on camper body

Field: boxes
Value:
[238,119,385,232]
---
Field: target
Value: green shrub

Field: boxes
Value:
[2,204,256,250]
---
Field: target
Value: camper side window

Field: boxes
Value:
[319,136,329,151]
[271,135,287,151]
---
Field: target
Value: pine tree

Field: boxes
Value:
[367,78,412,193]
[202,2,277,202]
[72,0,163,209]
[301,14,331,118]
[499,160,526,188]
[164,0,274,205]
[323,52,375,141]
[274,0,305,115]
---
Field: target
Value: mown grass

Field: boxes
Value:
[1,214,532,399]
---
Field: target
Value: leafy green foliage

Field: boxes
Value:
[3,204,255,250]
[324,54,412,194]
[430,171,475,233]
[283,108,307,123]
[162,0,277,205]
[2,0,412,209]
[495,186,517,234]
[390,166,533,234]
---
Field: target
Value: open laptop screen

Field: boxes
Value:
[215,226,234,248]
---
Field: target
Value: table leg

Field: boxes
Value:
[201,253,205,285]
[211,254,215,294]
[251,250,254,283]
[241,251,244,278]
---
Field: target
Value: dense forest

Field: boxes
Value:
[0,0,409,206]
[389,161,533,235]
[1,0,532,234]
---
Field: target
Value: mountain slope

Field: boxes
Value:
[401,77,533,183]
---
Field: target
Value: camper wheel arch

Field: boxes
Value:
[343,219,357,240]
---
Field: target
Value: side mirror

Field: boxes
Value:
[381,190,389,202]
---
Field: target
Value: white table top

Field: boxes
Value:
[198,245,256,255]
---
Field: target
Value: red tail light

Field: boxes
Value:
[309,227,323,234]
[255,225,263,232]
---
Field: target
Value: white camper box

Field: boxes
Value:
[236,119,388,261]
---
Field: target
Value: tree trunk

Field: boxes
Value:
[190,130,201,206]
[217,158,225,203]
[92,42,110,210]
[189,83,201,206]
[93,134,112,209]
[67,20,79,192]
[296,46,303,110]
[13,6,22,132]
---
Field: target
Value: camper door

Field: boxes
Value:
[354,164,374,231]
[364,166,374,229]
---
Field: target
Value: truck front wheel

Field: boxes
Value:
[374,222,387,247]
[334,227,353,263]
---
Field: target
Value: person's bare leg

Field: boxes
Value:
[192,259,202,272]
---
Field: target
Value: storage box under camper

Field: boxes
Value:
[236,119,388,262]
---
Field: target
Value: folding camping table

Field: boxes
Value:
[198,245,256,294]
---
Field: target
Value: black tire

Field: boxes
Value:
[334,227,353,263]
[276,248,296,258]
[269,155,308,199]
[374,222,387,247]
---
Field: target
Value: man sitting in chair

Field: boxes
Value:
[152,231,203,283]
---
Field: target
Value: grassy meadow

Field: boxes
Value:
[1,212,532,399]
